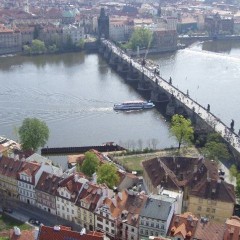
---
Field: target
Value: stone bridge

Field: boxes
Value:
[99,39,240,162]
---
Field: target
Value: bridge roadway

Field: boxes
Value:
[101,39,240,156]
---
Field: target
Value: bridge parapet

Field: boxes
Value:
[100,39,240,160]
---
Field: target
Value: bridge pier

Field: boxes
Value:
[99,39,240,163]
[109,54,119,68]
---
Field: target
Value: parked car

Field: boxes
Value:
[2,207,13,213]
[28,218,41,226]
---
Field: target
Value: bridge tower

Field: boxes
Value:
[98,8,109,39]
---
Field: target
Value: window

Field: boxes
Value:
[131,236,134,240]
[131,228,134,232]
[206,208,210,212]
[67,208,69,212]
[111,222,114,227]
[151,222,154,227]
[106,220,109,224]
[145,230,148,236]
[141,220,144,225]
[150,231,154,236]
[156,223,159,228]
[62,206,65,210]
[111,230,115,234]
[146,221,149,226]
[105,227,109,232]
[161,225,165,230]
[197,206,202,211]
[72,210,74,214]
[212,209,216,213]
[97,216,103,222]
[97,223,103,229]
[140,229,143,235]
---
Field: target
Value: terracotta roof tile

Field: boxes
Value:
[168,212,198,238]
[223,216,240,240]
[38,225,104,240]
[0,156,23,179]
[194,220,224,240]
[190,179,235,203]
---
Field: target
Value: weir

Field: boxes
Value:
[99,38,240,162]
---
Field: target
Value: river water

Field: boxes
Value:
[0,52,176,150]
[0,40,240,152]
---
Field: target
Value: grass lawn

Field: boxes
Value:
[115,147,200,174]
[116,155,148,173]
[0,214,32,232]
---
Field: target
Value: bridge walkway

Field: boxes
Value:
[101,39,240,155]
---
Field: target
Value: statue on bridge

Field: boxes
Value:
[230,119,235,131]
[186,89,189,96]
[142,58,146,66]
[207,104,210,112]
[169,77,172,85]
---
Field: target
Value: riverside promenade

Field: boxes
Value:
[101,39,240,158]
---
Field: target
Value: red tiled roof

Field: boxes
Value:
[194,220,225,240]
[223,216,240,240]
[38,225,104,240]
[190,179,235,203]
[35,171,62,195]
[168,212,198,239]
[0,156,23,179]
[56,174,83,202]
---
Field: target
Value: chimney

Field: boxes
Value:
[118,192,123,200]
[80,228,86,235]
[53,226,61,231]
[34,227,39,240]
[13,227,21,236]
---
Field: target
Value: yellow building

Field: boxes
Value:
[188,179,235,223]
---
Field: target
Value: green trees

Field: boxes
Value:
[18,118,49,152]
[203,133,230,161]
[23,39,46,55]
[76,39,85,50]
[78,152,119,188]
[97,163,119,188]
[80,152,99,177]
[170,114,194,150]
[127,27,153,51]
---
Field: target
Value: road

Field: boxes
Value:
[1,199,81,231]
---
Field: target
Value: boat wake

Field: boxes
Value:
[184,48,240,62]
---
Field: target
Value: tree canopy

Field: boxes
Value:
[127,27,153,51]
[18,118,49,152]
[23,39,46,55]
[97,163,119,189]
[203,141,230,161]
[170,114,194,150]
[202,132,230,161]
[80,152,99,177]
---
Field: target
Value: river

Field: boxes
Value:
[0,52,176,151]
[0,40,239,154]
